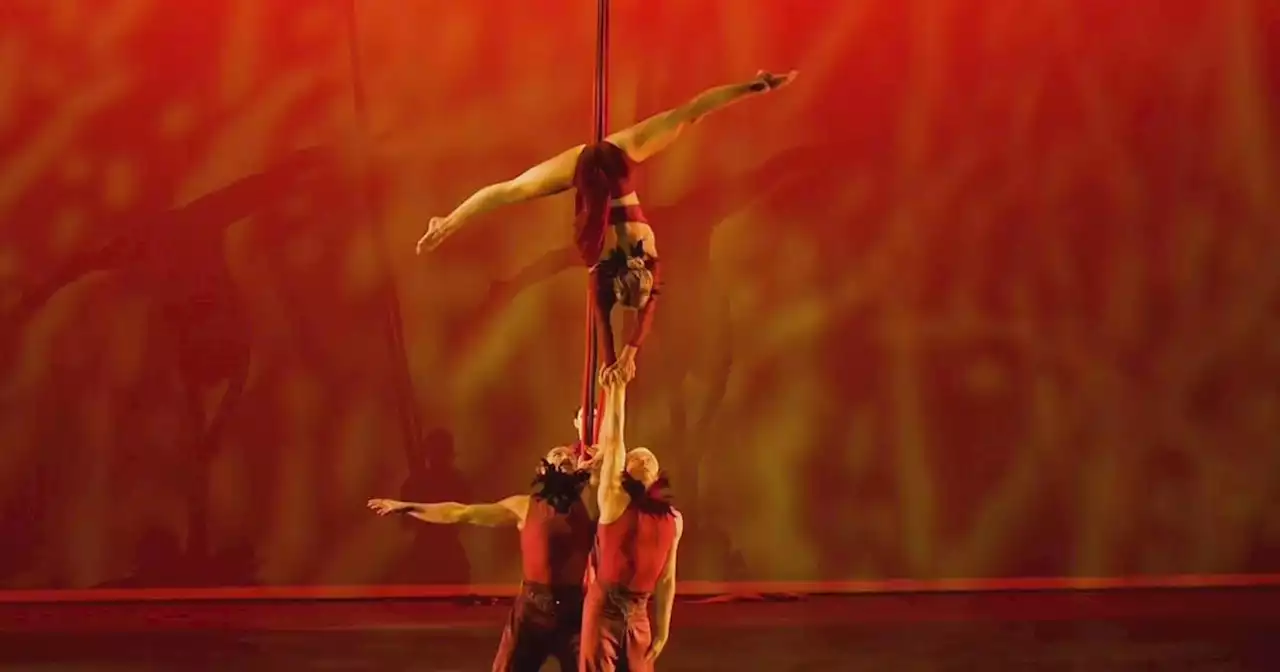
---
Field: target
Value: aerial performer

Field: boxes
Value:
[368,446,596,671]
[415,70,798,387]
[578,368,682,671]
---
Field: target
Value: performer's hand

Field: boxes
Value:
[596,360,627,386]
[611,357,637,385]
[416,216,452,255]
[600,363,632,389]
[755,69,798,91]
[609,346,638,384]
[645,635,668,662]
[367,498,412,516]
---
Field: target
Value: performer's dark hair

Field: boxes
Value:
[575,142,631,195]
[575,144,627,223]
[573,142,632,262]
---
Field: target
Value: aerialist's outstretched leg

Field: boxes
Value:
[415,143,585,254]
[415,70,798,255]
[602,70,797,165]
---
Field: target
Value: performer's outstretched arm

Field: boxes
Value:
[606,70,798,165]
[367,495,528,527]
[417,143,585,254]
[647,510,684,663]
[596,375,631,523]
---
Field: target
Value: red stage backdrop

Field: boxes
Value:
[0,0,1277,591]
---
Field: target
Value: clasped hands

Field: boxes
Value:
[599,355,635,389]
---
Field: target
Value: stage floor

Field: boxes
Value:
[1,589,1277,670]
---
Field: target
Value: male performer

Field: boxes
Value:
[580,371,683,670]
[368,446,595,671]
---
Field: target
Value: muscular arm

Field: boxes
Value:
[613,293,656,371]
[652,510,684,647]
[400,495,529,528]
[609,240,662,370]
[596,383,630,523]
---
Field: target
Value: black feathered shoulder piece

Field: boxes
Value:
[530,460,592,514]
[621,471,674,516]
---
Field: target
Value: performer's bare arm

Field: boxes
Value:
[596,374,631,525]
[417,144,584,254]
[647,509,684,662]
[615,234,660,363]
[606,70,798,164]
[367,495,529,528]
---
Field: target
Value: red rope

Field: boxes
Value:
[580,0,610,449]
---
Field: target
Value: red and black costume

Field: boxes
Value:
[580,475,677,672]
[491,465,596,672]
[572,141,662,369]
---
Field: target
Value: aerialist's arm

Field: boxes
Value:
[595,374,631,524]
[607,240,661,380]
[591,279,629,368]
[648,510,684,662]
[608,293,657,381]
[606,70,798,165]
[615,247,661,370]
[417,143,585,254]
[626,293,658,350]
[367,495,529,527]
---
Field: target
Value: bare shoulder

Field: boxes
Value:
[672,508,685,536]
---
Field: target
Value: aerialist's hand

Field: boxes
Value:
[598,365,624,390]
[576,450,600,472]
[416,217,452,255]
[367,498,412,515]
[603,358,637,386]
[754,70,798,91]
[602,345,639,386]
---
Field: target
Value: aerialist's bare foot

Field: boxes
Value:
[754,70,798,91]
[416,216,452,255]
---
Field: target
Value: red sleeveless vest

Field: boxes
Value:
[594,505,676,593]
[520,497,596,587]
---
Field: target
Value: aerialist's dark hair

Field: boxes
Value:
[530,460,592,514]
[574,142,634,261]
[622,471,674,516]
[575,142,631,197]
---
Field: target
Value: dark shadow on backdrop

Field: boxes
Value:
[5,145,342,585]
[391,427,473,584]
